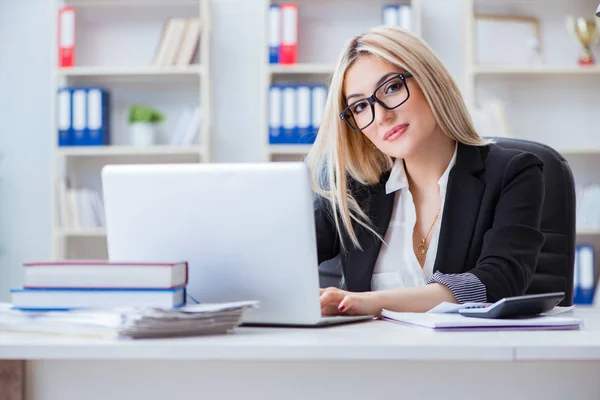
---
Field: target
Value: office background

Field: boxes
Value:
[0,0,598,303]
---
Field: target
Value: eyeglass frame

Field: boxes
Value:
[339,72,414,132]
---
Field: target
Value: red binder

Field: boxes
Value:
[280,3,298,64]
[58,6,75,67]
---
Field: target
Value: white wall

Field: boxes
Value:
[0,0,53,301]
[0,0,462,301]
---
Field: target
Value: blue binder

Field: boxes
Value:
[296,85,312,144]
[281,84,297,144]
[57,88,72,146]
[268,4,281,64]
[573,244,596,304]
[269,84,283,144]
[71,88,87,146]
[85,87,110,146]
[308,84,327,144]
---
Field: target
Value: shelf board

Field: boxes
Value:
[65,0,199,6]
[268,145,313,155]
[268,63,335,75]
[473,66,600,76]
[57,228,106,237]
[577,229,600,235]
[56,145,205,157]
[57,66,203,77]
[558,149,600,156]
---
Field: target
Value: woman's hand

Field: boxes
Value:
[319,287,382,316]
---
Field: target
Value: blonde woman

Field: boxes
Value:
[308,26,545,316]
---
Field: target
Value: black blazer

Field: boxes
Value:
[314,142,546,302]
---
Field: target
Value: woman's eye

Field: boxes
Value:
[352,101,368,114]
[385,82,401,94]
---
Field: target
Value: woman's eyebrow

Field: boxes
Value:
[346,72,401,102]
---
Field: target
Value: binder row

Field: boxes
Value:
[382,3,413,30]
[267,3,414,65]
[269,84,327,145]
[57,87,110,147]
[268,3,298,64]
[573,244,597,305]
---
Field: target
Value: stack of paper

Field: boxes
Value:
[0,301,258,339]
[381,308,582,331]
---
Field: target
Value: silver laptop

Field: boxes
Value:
[101,162,372,327]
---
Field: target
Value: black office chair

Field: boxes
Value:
[319,138,577,306]
[492,137,576,306]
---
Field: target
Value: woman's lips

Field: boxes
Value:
[383,123,409,142]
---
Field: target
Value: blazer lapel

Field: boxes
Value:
[433,144,485,275]
[343,172,394,292]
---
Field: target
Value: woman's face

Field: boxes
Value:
[342,55,438,159]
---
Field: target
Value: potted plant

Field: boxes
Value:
[128,105,165,146]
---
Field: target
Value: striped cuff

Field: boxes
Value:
[427,272,487,304]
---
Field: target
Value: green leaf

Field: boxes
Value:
[128,105,165,124]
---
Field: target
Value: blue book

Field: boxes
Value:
[10,287,186,310]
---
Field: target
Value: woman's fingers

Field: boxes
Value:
[320,288,346,306]
[321,303,341,316]
[338,294,359,313]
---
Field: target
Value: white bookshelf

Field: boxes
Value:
[50,0,212,260]
[261,0,422,162]
[462,0,600,148]
[462,0,600,289]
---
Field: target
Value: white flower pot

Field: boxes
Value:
[129,122,157,146]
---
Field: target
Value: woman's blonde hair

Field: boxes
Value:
[305,25,490,252]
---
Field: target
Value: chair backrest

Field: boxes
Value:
[492,137,576,306]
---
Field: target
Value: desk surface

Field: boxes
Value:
[1,308,599,362]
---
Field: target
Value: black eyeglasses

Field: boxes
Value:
[340,72,413,132]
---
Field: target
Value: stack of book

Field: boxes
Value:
[152,17,202,67]
[10,260,189,310]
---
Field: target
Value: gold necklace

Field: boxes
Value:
[416,208,441,263]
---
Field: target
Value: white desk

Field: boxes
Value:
[1,308,600,400]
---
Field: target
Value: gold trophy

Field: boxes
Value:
[566,15,600,66]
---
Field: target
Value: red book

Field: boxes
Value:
[280,3,298,64]
[22,260,188,289]
[58,6,75,67]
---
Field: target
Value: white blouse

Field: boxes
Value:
[371,145,457,291]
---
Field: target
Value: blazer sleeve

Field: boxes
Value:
[469,152,546,302]
[314,195,341,264]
